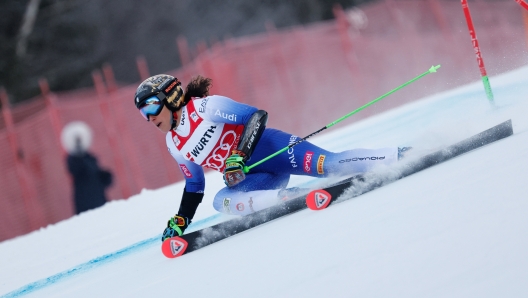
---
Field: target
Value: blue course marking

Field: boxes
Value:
[2,181,320,297]
[1,214,223,298]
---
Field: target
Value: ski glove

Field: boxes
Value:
[223,152,246,187]
[161,214,191,241]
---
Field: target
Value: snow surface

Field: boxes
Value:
[1,65,528,297]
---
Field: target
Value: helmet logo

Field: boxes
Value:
[166,85,184,109]
[165,80,178,93]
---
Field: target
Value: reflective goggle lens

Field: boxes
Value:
[139,96,163,121]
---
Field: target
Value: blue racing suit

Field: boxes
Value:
[166,95,397,216]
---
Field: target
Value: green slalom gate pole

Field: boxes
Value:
[243,65,441,174]
[461,0,495,105]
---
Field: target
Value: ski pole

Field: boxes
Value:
[243,65,441,173]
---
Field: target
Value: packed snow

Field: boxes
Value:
[1,65,528,297]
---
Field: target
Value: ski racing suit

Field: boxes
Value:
[166,95,398,216]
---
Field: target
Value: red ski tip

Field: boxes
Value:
[306,189,332,210]
[161,236,188,258]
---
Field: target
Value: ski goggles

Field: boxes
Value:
[138,96,164,121]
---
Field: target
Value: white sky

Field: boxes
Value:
[1,65,528,297]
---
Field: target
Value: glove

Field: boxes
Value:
[161,214,191,241]
[223,152,246,187]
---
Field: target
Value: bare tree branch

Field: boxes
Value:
[16,0,41,58]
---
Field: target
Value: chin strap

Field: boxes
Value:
[170,111,177,130]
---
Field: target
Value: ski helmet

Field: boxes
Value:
[134,74,187,112]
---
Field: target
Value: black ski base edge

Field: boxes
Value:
[173,120,513,257]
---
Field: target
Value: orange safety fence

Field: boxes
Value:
[1,0,527,241]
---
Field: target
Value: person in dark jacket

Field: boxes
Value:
[61,122,113,214]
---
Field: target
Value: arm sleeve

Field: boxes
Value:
[166,133,205,220]
[235,110,268,160]
[196,95,258,125]
[165,133,205,193]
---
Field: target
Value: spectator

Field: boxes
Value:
[60,121,112,214]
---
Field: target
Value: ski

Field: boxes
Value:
[306,119,513,210]
[162,119,513,258]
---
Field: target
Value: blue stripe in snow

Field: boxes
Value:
[1,214,223,298]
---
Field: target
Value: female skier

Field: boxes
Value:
[134,74,405,241]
